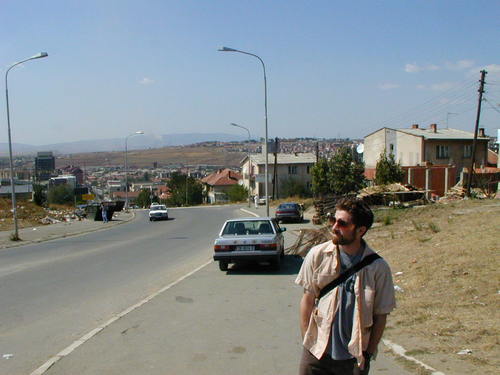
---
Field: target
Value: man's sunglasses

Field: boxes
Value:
[326,215,353,228]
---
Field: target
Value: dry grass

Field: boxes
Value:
[55,146,245,168]
[366,199,500,375]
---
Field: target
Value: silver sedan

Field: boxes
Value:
[213,217,286,271]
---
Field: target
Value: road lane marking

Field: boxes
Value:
[383,339,446,375]
[240,208,260,217]
[30,259,213,375]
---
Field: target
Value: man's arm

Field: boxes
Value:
[366,314,387,354]
[299,291,316,338]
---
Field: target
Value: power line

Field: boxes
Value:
[483,97,500,114]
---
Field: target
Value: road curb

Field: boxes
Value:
[0,211,136,250]
[383,339,446,375]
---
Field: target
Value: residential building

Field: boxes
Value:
[201,169,242,204]
[364,124,490,196]
[241,152,316,199]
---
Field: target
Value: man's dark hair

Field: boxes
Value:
[335,197,374,231]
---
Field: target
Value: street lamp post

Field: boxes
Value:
[4,52,48,240]
[124,131,144,210]
[230,122,252,207]
[219,46,270,217]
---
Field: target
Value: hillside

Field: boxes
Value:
[55,145,246,169]
[366,199,499,374]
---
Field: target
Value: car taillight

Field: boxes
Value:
[259,243,277,250]
[276,210,283,214]
[214,245,233,252]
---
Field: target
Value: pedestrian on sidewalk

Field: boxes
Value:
[101,203,108,223]
[254,195,259,209]
[296,197,396,375]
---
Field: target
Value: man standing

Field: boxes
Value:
[296,197,395,375]
[101,203,108,223]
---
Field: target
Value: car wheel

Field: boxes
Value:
[280,249,285,259]
[149,218,153,221]
[219,261,228,271]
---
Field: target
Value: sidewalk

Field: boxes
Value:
[0,210,135,250]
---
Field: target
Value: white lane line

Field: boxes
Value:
[240,208,260,217]
[30,259,213,375]
[383,339,446,375]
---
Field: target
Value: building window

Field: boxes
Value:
[288,165,297,175]
[436,145,449,159]
[306,165,311,174]
[463,144,472,158]
[389,144,394,153]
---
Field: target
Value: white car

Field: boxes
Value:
[213,217,286,271]
[149,204,169,221]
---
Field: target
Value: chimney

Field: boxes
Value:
[411,124,419,129]
[430,123,437,133]
[479,128,485,137]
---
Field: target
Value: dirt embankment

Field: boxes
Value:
[367,199,500,375]
[0,199,78,232]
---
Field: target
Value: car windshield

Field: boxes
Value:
[222,220,275,235]
[279,203,297,209]
[151,205,167,210]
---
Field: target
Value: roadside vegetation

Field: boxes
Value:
[367,199,500,375]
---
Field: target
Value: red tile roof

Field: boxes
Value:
[201,169,242,186]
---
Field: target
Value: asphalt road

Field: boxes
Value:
[1,205,414,375]
[0,205,242,375]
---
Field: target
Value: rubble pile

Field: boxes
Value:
[40,207,81,225]
[285,226,332,257]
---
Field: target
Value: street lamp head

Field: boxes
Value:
[218,46,238,52]
[230,122,239,127]
[135,131,144,135]
[31,52,48,59]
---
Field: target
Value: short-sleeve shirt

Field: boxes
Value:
[295,240,396,367]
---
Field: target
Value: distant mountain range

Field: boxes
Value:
[0,133,249,156]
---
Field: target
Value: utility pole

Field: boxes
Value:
[466,70,487,197]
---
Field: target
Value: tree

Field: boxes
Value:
[33,184,46,206]
[311,146,366,196]
[136,189,152,208]
[47,184,74,205]
[280,177,310,198]
[166,172,203,206]
[375,150,404,185]
[226,184,248,202]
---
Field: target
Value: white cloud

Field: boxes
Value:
[430,82,455,91]
[139,77,154,85]
[467,64,500,79]
[379,83,400,90]
[405,63,422,73]
[415,82,456,91]
[405,63,440,73]
[445,59,475,70]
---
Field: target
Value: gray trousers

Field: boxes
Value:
[299,348,370,375]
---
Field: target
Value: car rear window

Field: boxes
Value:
[279,203,298,209]
[222,220,275,235]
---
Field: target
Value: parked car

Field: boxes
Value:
[275,202,304,223]
[149,204,169,221]
[213,217,286,271]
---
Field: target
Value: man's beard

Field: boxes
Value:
[331,231,355,246]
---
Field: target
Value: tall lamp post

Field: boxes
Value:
[124,131,144,210]
[230,122,252,207]
[5,52,48,240]
[219,46,270,216]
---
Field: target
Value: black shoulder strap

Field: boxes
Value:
[318,253,381,300]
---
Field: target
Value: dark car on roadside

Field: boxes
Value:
[275,202,304,223]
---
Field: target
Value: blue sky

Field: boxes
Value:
[1,0,499,146]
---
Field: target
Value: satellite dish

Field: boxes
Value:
[356,144,364,153]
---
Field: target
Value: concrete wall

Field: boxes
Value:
[424,139,489,174]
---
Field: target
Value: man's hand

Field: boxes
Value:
[366,314,387,354]
[299,291,316,338]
